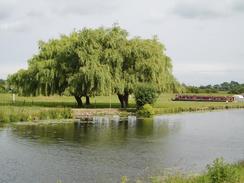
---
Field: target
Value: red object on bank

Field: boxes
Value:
[172,95,234,102]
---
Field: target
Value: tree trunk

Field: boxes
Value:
[86,96,90,105]
[74,96,83,108]
[123,93,129,108]
[118,94,125,108]
[118,93,129,108]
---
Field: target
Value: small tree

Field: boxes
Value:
[134,83,159,109]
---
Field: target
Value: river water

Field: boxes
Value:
[0,109,244,183]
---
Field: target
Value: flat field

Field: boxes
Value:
[1,92,244,114]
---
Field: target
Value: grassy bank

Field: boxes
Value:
[0,106,71,123]
[122,158,244,183]
[1,93,244,122]
[154,100,244,114]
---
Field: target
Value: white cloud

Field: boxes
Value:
[171,0,244,19]
[231,0,244,12]
[50,0,120,16]
[172,1,226,19]
[0,21,30,32]
[0,2,14,20]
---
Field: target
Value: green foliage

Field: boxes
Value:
[185,86,200,93]
[228,86,244,94]
[121,176,128,183]
[7,25,180,107]
[207,158,240,183]
[155,174,208,183]
[134,84,159,108]
[0,85,5,93]
[137,104,155,117]
[186,81,244,94]
[0,79,6,93]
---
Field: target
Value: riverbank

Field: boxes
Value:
[0,106,71,123]
[1,93,244,122]
[154,102,244,114]
[122,158,244,183]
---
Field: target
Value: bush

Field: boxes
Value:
[134,83,159,109]
[207,158,240,183]
[137,104,155,117]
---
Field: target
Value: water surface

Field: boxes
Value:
[0,109,244,183]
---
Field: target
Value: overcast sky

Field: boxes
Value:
[0,0,244,85]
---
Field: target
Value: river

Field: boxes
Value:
[0,109,244,183]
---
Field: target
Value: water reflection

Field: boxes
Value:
[11,116,181,146]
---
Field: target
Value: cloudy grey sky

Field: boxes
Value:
[0,0,244,85]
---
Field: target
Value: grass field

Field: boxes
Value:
[1,93,244,122]
[154,93,244,114]
[0,93,128,108]
[1,92,244,108]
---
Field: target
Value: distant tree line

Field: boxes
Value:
[7,25,182,108]
[184,81,244,94]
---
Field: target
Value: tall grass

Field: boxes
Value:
[0,106,72,122]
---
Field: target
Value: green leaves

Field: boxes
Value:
[207,158,240,183]
[134,83,159,109]
[8,25,180,106]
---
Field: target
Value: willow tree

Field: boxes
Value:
[8,25,180,108]
[111,37,181,108]
[8,27,113,107]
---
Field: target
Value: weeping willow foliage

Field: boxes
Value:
[122,37,182,94]
[8,25,181,103]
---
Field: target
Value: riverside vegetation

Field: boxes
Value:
[1,92,244,122]
[0,106,71,123]
[121,158,244,183]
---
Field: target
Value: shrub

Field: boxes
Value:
[0,113,10,123]
[206,158,240,183]
[134,83,159,109]
[121,176,128,183]
[137,104,155,117]
[9,113,19,122]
